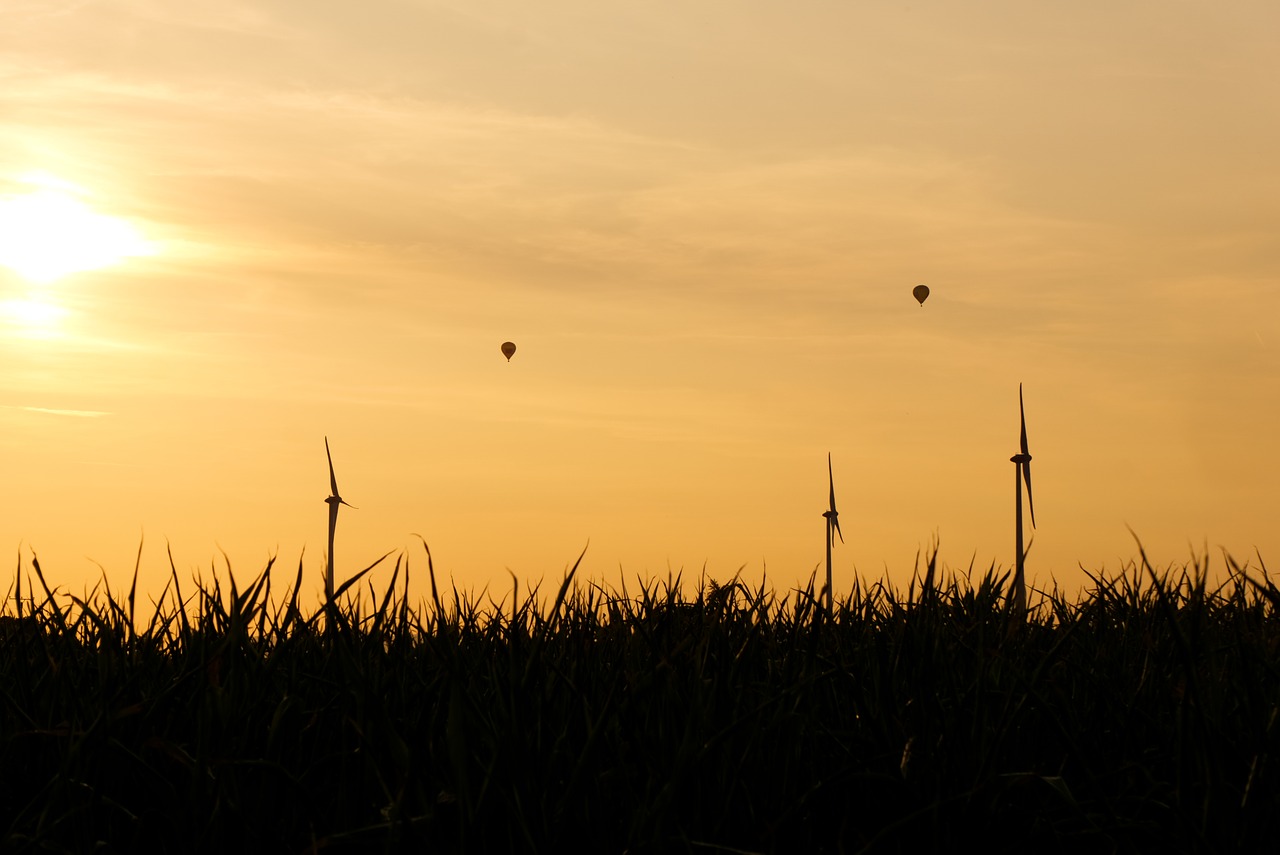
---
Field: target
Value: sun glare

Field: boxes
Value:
[0,178,153,284]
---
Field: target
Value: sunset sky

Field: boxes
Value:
[2,1,1277,608]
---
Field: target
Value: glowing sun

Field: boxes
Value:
[0,177,153,284]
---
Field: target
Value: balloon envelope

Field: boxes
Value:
[501,341,517,361]
[912,284,930,306]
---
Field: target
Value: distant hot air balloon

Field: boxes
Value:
[501,341,517,361]
[912,285,930,306]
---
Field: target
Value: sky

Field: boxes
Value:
[2,0,1278,611]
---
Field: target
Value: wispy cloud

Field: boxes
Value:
[6,405,110,417]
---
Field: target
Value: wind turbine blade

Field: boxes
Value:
[325,436,340,497]
[1023,462,1036,529]
[323,437,358,509]
[1018,385,1035,527]
[827,453,843,543]
[1019,383,1029,456]
[827,453,837,513]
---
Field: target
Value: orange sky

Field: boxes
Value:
[2,1,1278,609]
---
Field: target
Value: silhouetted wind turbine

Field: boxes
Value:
[823,453,843,614]
[324,436,356,606]
[1010,385,1035,619]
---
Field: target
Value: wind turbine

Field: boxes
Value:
[324,436,356,606]
[1010,384,1035,619]
[822,453,843,614]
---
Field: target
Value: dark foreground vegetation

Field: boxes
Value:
[2,545,1279,854]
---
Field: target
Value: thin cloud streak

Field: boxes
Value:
[5,405,110,417]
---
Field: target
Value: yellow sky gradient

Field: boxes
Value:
[2,1,1278,608]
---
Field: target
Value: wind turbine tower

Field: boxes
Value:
[324,437,356,606]
[823,453,844,614]
[1010,385,1036,619]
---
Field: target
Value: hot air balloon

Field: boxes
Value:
[912,284,930,306]
[501,341,517,361]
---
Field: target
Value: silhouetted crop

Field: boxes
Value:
[1,544,1277,853]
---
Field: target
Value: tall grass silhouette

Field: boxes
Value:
[2,541,1277,853]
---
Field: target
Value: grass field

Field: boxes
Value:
[2,544,1278,853]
